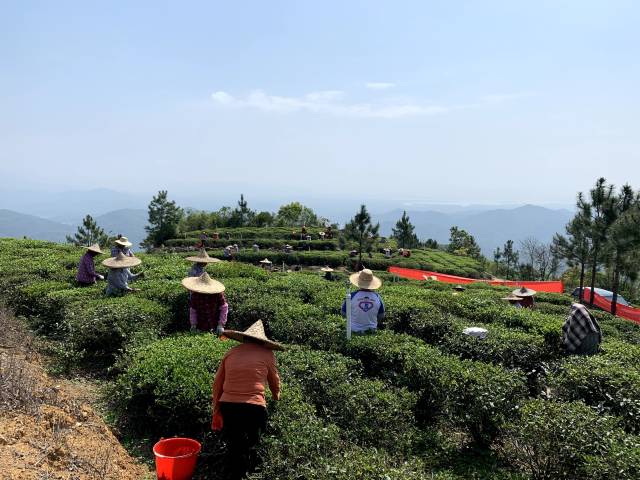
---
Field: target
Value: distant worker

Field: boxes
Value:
[562,303,602,355]
[212,320,283,480]
[252,243,260,252]
[259,258,272,270]
[186,248,221,277]
[453,285,465,295]
[502,293,523,308]
[513,286,536,308]
[223,245,233,258]
[102,252,143,296]
[76,244,105,286]
[342,269,385,334]
[321,266,334,280]
[325,225,333,239]
[181,272,227,334]
[111,235,134,257]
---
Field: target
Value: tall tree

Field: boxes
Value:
[391,211,419,249]
[344,204,380,270]
[447,226,482,259]
[424,238,439,249]
[66,214,111,247]
[502,240,519,280]
[142,190,183,249]
[275,202,319,227]
[553,197,592,301]
[519,237,541,280]
[582,178,616,306]
[230,193,254,227]
[606,185,638,314]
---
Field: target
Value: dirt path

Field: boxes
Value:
[0,309,151,480]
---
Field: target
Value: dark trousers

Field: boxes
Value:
[220,402,267,480]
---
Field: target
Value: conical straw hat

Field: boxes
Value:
[181,272,225,294]
[512,286,537,297]
[453,284,465,291]
[86,243,104,255]
[102,251,141,269]
[502,294,523,301]
[320,266,334,272]
[223,320,284,351]
[185,248,222,263]
[114,236,133,248]
[259,258,272,264]
[349,269,382,290]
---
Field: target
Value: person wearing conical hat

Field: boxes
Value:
[513,286,537,309]
[102,252,143,296]
[453,285,465,295]
[211,320,282,480]
[181,272,228,334]
[186,248,221,278]
[320,266,334,280]
[501,293,523,308]
[341,269,385,334]
[76,244,105,286]
[111,234,134,257]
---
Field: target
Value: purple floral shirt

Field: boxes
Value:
[76,252,99,284]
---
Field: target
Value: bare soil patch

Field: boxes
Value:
[0,309,151,480]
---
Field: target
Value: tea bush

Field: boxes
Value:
[498,399,640,480]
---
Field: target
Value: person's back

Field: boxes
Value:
[219,342,280,405]
[342,289,385,333]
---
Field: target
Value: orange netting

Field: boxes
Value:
[388,266,564,293]
[583,288,640,325]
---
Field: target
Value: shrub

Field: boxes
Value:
[548,355,640,433]
[111,334,232,435]
[63,296,172,368]
[498,399,639,480]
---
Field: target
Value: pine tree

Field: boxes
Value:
[582,178,616,306]
[391,211,419,249]
[447,226,482,259]
[142,190,183,249]
[66,214,111,247]
[502,240,519,280]
[553,196,592,301]
[606,185,638,314]
[344,205,380,270]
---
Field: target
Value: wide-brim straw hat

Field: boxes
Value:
[502,294,523,301]
[114,236,133,248]
[350,269,382,290]
[453,285,465,291]
[321,266,334,272]
[223,320,284,351]
[513,286,537,297]
[185,248,222,264]
[259,258,272,264]
[181,272,225,294]
[86,243,104,255]
[102,251,141,269]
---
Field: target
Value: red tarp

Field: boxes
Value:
[387,266,564,293]
[583,288,640,325]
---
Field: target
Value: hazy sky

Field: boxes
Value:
[1,1,639,205]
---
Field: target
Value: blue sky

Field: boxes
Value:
[1,1,639,206]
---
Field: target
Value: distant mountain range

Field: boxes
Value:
[0,208,147,250]
[2,203,573,256]
[378,205,573,255]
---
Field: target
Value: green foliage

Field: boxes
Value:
[499,399,640,480]
[142,190,184,249]
[344,204,380,269]
[65,214,112,247]
[392,210,419,249]
[447,226,482,260]
[275,201,319,227]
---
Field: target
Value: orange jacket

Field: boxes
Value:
[212,343,281,417]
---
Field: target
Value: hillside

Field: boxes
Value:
[0,209,74,242]
[1,238,639,479]
[379,205,573,254]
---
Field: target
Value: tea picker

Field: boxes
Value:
[341,269,385,336]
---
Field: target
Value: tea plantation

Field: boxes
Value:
[1,238,640,479]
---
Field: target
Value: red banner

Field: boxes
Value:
[388,266,564,293]
[583,288,640,325]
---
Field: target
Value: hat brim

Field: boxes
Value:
[115,240,133,248]
[102,256,141,268]
[86,245,104,255]
[512,288,537,297]
[223,330,285,351]
[321,267,334,272]
[502,296,522,301]
[181,277,225,294]
[349,272,382,290]
[185,256,222,263]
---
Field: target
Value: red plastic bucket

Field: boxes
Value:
[153,437,201,480]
